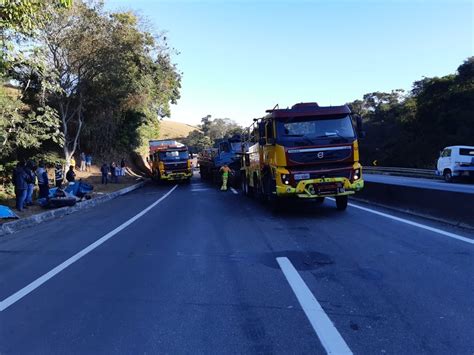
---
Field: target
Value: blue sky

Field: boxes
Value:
[106,0,473,126]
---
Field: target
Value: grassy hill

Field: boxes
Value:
[158,120,199,140]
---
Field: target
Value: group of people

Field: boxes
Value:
[11,154,128,211]
[12,161,50,212]
[79,152,93,172]
[100,159,126,185]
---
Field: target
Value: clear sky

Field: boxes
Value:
[106,0,473,126]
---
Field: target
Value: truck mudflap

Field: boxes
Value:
[276,177,364,198]
[160,171,193,181]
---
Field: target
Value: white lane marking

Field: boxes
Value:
[0,185,178,312]
[277,257,352,355]
[327,198,474,245]
[190,188,210,192]
[230,187,238,195]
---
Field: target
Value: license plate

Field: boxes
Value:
[316,184,337,195]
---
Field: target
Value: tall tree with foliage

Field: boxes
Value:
[11,1,181,163]
[349,57,474,168]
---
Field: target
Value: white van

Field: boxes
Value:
[437,145,474,182]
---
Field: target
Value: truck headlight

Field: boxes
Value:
[281,174,290,185]
[353,168,361,180]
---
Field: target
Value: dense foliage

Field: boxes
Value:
[0,0,180,194]
[349,57,474,168]
[182,115,243,152]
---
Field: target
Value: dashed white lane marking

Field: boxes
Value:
[190,188,211,192]
[0,185,178,312]
[230,187,238,195]
[277,257,353,355]
[327,198,474,245]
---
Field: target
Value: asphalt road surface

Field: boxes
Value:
[365,173,474,194]
[0,176,473,354]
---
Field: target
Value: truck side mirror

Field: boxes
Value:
[355,115,366,139]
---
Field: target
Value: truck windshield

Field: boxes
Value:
[159,150,189,161]
[276,114,356,146]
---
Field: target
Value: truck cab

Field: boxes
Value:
[198,135,248,186]
[241,102,365,210]
[149,140,193,182]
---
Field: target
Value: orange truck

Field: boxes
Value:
[148,140,192,182]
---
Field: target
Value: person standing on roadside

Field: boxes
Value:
[55,162,64,188]
[24,160,37,206]
[36,161,50,199]
[85,154,92,172]
[120,158,126,176]
[110,162,118,183]
[80,152,86,172]
[101,163,109,184]
[12,161,28,211]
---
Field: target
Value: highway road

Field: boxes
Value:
[0,176,473,354]
[365,173,474,194]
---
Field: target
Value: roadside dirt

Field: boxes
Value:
[1,165,143,221]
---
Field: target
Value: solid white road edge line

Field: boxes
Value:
[276,257,353,355]
[230,187,238,195]
[327,198,474,245]
[0,184,178,312]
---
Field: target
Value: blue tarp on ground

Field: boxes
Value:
[0,205,19,219]
[48,181,93,199]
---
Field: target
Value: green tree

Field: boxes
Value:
[182,130,212,153]
[0,85,62,159]
[12,1,181,163]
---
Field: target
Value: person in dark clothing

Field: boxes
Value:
[12,161,29,211]
[110,162,118,183]
[66,165,76,183]
[55,163,64,187]
[24,160,37,206]
[100,163,109,184]
[36,161,50,199]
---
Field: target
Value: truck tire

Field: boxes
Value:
[253,174,262,200]
[263,174,277,203]
[336,195,348,211]
[241,175,250,196]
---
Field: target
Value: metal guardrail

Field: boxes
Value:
[363,166,441,180]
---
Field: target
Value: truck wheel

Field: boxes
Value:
[263,175,276,203]
[336,195,348,211]
[253,174,262,200]
[241,176,249,196]
[443,169,453,183]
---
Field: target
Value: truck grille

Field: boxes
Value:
[287,146,352,165]
[164,162,188,171]
[309,169,352,180]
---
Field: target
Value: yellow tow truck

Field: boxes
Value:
[240,102,364,210]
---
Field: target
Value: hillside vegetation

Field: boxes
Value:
[348,57,473,168]
[1,0,181,196]
[158,120,200,140]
